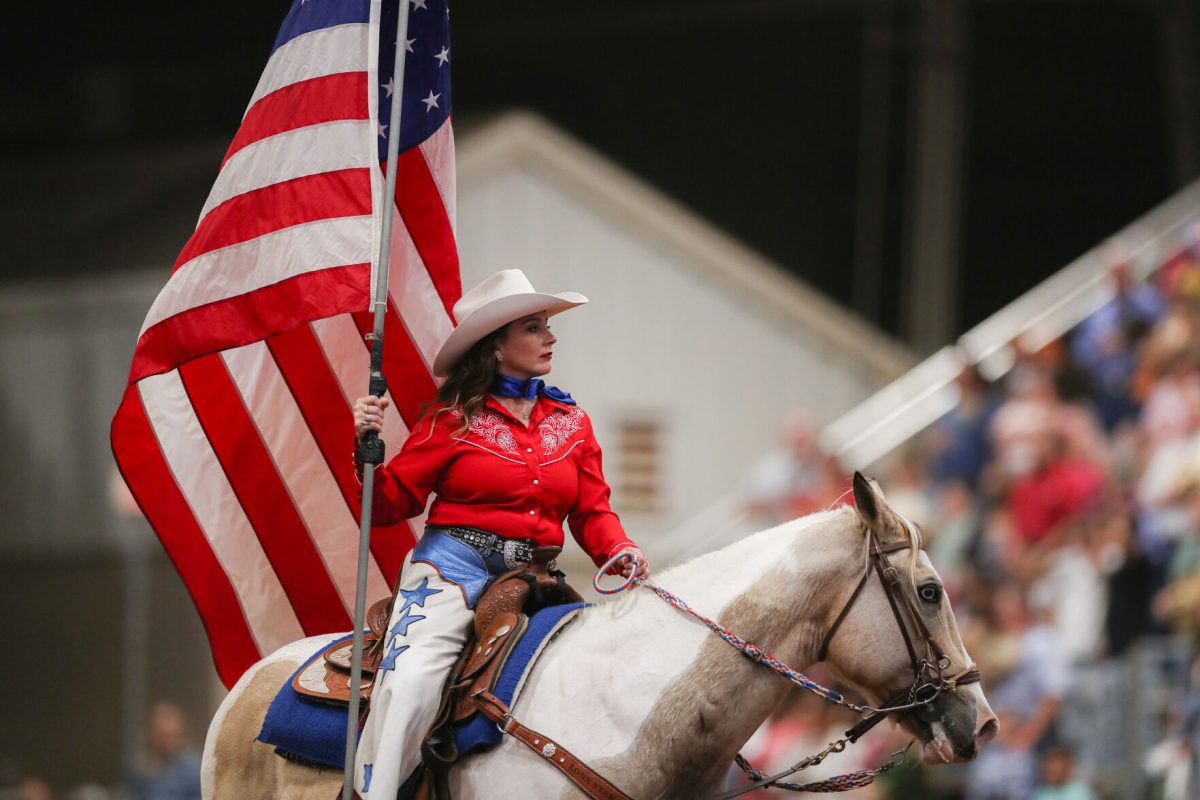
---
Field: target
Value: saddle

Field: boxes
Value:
[292,547,582,710]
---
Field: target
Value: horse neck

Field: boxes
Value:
[647,507,860,660]
[580,509,864,794]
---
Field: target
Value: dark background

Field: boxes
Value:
[6,0,1196,344]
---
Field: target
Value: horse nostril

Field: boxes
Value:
[976,717,999,745]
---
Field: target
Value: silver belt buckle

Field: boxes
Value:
[501,539,523,569]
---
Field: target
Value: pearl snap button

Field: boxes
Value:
[533,479,540,485]
[529,510,536,516]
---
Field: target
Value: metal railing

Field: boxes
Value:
[657,178,1200,560]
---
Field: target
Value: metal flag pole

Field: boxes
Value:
[343,1,412,797]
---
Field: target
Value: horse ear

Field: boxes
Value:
[852,471,880,530]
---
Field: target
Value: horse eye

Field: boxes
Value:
[919,584,942,604]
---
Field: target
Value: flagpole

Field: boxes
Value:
[344,1,412,797]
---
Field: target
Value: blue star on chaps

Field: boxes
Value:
[375,577,442,675]
[379,642,410,672]
[363,763,373,792]
[388,606,426,639]
[397,577,442,615]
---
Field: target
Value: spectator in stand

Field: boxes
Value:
[15,778,50,800]
[744,410,846,528]
[1070,263,1164,431]
[967,584,1070,800]
[1029,745,1096,800]
[1143,656,1200,800]
[1095,506,1161,657]
[127,702,202,800]
[930,366,1001,489]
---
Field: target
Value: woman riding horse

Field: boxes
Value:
[350,268,649,798]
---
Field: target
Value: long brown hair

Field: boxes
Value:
[431,325,507,435]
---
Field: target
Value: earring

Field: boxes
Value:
[495,353,502,362]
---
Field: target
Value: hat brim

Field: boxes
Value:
[431,291,587,376]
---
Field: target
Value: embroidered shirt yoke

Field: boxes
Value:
[365,395,636,566]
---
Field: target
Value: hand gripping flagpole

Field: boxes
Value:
[343,1,412,797]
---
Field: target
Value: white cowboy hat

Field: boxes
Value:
[432,269,587,376]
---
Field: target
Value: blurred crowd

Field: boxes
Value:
[0,703,201,800]
[742,244,1200,799]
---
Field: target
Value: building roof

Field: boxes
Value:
[458,112,914,380]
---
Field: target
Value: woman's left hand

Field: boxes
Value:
[608,547,649,580]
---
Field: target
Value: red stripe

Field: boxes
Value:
[179,354,352,636]
[129,263,370,383]
[111,385,261,688]
[176,169,372,270]
[266,325,412,584]
[223,72,369,166]
[385,152,461,316]
[352,302,439,429]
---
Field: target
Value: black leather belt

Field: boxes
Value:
[434,526,537,568]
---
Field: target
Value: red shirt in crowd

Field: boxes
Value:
[364,394,637,566]
[1008,457,1106,544]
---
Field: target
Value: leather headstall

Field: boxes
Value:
[817,529,980,743]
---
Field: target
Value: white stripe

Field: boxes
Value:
[222,342,390,615]
[310,315,410,456]
[385,208,454,367]
[138,373,305,653]
[418,120,457,237]
[202,121,375,222]
[141,215,373,335]
[247,24,369,113]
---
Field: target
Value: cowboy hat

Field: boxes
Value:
[432,269,587,376]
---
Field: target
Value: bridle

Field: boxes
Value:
[816,529,981,746]
[591,524,984,797]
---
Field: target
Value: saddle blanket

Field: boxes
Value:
[257,602,588,769]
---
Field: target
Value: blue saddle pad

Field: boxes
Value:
[257,602,587,769]
[258,633,358,768]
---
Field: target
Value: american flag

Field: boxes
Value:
[110,0,458,688]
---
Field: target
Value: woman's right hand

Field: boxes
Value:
[353,395,391,441]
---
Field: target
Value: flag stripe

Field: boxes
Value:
[223,343,390,610]
[418,121,457,235]
[177,170,372,270]
[383,207,454,364]
[353,304,439,428]
[225,72,370,167]
[251,24,370,110]
[267,324,411,584]
[138,371,305,653]
[179,354,353,635]
[311,315,414,483]
[273,0,371,54]
[388,147,460,316]
[204,122,375,222]
[111,386,261,687]
[130,262,370,382]
[143,214,373,334]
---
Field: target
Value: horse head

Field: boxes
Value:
[819,472,998,765]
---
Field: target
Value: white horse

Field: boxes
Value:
[203,476,998,798]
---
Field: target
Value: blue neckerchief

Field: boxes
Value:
[489,373,576,405]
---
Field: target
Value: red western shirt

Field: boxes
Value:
[364,394,637,566]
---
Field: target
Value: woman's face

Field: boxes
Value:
[495,312,556,380]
